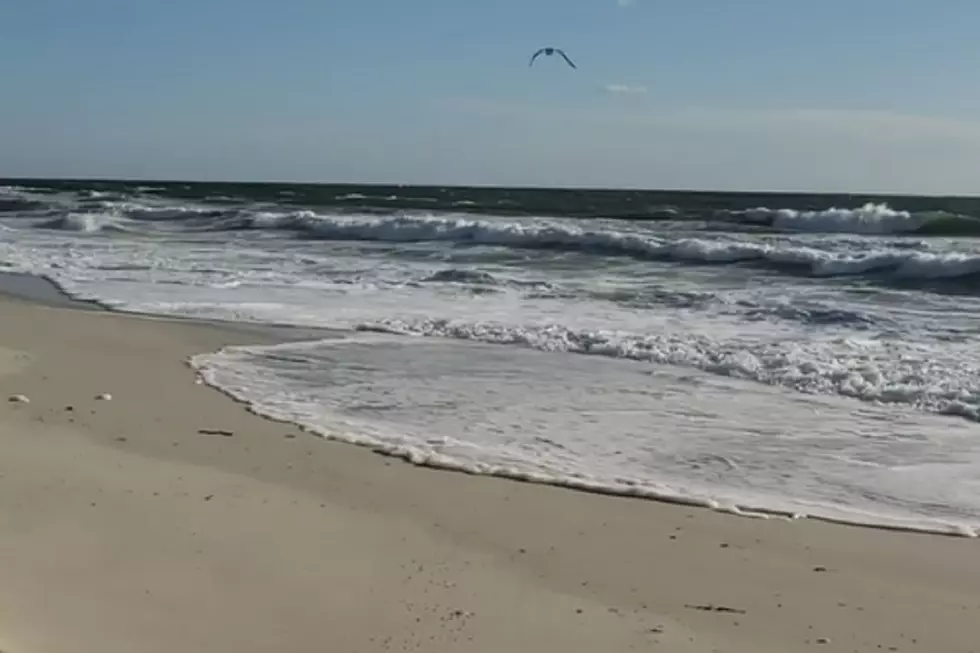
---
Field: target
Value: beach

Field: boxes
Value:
[5,181,980,533]
[0,282,978,652]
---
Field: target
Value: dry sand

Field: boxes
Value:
[1,290,979,652]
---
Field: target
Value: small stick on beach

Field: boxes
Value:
[197,428,234,437]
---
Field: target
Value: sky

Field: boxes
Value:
[4,0,980,194]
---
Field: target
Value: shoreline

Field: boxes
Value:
[6,270,978,538]
[3,276,980,650]
[0,270,342,341]
[0,271,108,310]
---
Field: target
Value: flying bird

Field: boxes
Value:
[529,47,577,69]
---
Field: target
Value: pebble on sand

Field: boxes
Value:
[95,393,112,401]
[7,394,30,403]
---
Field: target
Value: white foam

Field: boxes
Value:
[737,203,928,234]
[191,334,980,537]
[37,212,121,233]
[357,318,980,420]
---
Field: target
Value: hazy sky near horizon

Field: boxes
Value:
[4,0,980,193]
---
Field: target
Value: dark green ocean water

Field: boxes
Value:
[8,177,980,228]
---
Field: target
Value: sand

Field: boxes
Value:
[1,287,978,653]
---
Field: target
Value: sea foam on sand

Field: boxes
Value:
[191,332,980,537]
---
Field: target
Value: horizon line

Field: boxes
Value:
[1,175,977,200]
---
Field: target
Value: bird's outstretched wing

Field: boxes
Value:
[555,48,577,69]
[529,48,547,67]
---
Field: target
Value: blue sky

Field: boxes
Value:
[4,0,980,193]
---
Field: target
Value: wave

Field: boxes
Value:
[10,199,980,292]
[238,212,980,282]
[739,301,880,328]
[0,198,46,213]
[369,264,880,329]
[417,267,554,289]
[68,199,235,223]
[35,212,131,233]
[420,268,499,285]
[356,317,980,422]
[0,185,54,213]
[17,199,247,233]
[251,200,980,236]
[723,202,980,236]
[531,285,881,328]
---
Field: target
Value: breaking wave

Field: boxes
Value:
[240,212,980,283]
[726,202,980,236]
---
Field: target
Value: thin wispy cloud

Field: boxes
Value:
[616,0,635,7]
[603,84,647,94]
[435,96,980,145]
[423,96,980,192]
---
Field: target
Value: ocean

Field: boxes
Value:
[2,179,980,536]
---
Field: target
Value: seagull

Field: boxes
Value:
[529,47,577,69]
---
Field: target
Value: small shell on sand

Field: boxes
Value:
[7,394,30,404]
[95,393,112,401]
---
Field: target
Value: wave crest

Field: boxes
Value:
[244,212,980,283]
[36,212,127,233]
